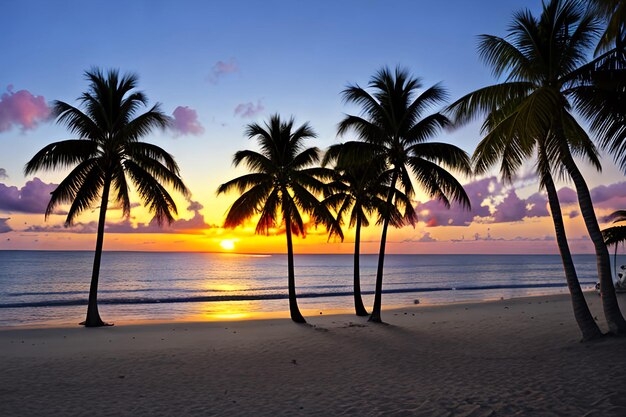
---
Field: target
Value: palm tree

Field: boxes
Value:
[322,151,414,316]
[588,0,626,53]
[602,210,626,279]
[470,122,603,339]
[448,0,626,335]
[337,67,472,323]
[217,114,342,324]
[25,68,189,327]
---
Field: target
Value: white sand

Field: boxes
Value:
[1,293,626,416]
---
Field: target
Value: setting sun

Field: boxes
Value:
[219,239,236,251]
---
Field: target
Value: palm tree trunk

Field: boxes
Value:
[83,175,111,327]
[544,171,603,340]
[369,171,398,323]
[285,215,306,324]
[353,215,368,316]
[560,143,626,335]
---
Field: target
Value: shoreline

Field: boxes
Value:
[0,291,594,331]
[1,292,625,415]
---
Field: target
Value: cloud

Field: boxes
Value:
[557,187,578,204]
[403,232,437,243]
[208,59,238,84]
[187,200,203,211]
[416,176,626,227]
[24,221,98,234]
[0,85,51,132]
[23,198,218,235]
[0,168,7,179]
[0,218,12,233]
[416,176,499,227]
[492,191,529,223]
[525,192,549,217]
[590,182,626,209]
[234,100,264,118]
[171,106,204,136]
[0,178,57,214]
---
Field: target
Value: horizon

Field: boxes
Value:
[1,0,625,255]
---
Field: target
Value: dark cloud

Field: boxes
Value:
[0,178,57,214]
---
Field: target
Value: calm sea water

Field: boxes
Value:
[0,251,617,327]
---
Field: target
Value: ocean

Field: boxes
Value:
[0,251,616,327]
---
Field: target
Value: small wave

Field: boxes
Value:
[0,281,594,309]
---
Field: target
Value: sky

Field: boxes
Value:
[0,0,625,254]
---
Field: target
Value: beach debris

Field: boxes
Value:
[414,299,420,304]
[291,359,298,365]
[319,311,322,315]
[118,375,125,379]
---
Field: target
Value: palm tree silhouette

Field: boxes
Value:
[588,0,626,53]
[25,68,189,327]
[337,67,471,323]
[217,114,342,323]
[602,210,626,281]
[448,0,626,335]
[322,151,414,316]
[469,119,603,339]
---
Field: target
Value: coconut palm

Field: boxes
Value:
[470,120,603,339]
[447,0,626,335]
[588,0,626,53]
[337,67,472,322]
[322,151,415,316]
[217,114,342,324]
[24,68,189,327]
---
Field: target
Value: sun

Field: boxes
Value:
[219,239,236,251]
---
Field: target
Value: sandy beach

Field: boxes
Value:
[1,293,626,416]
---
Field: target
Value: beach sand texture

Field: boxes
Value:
[1,293,626,416]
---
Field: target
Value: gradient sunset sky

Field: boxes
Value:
[1,0,625,254]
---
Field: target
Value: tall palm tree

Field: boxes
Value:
[337,67,472,323]
[322,151,414,316]
[217,114,342,324]
[470,119,603,339]
[448,0,626,335]
[25,68,189,327]
[588,0,626,53]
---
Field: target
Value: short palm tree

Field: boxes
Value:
[25,68,189,327]
[217,114,342,324]
[322,152,414,316]
[337,67,472,323]
[447,0,626,335]
[602,210,626,279]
